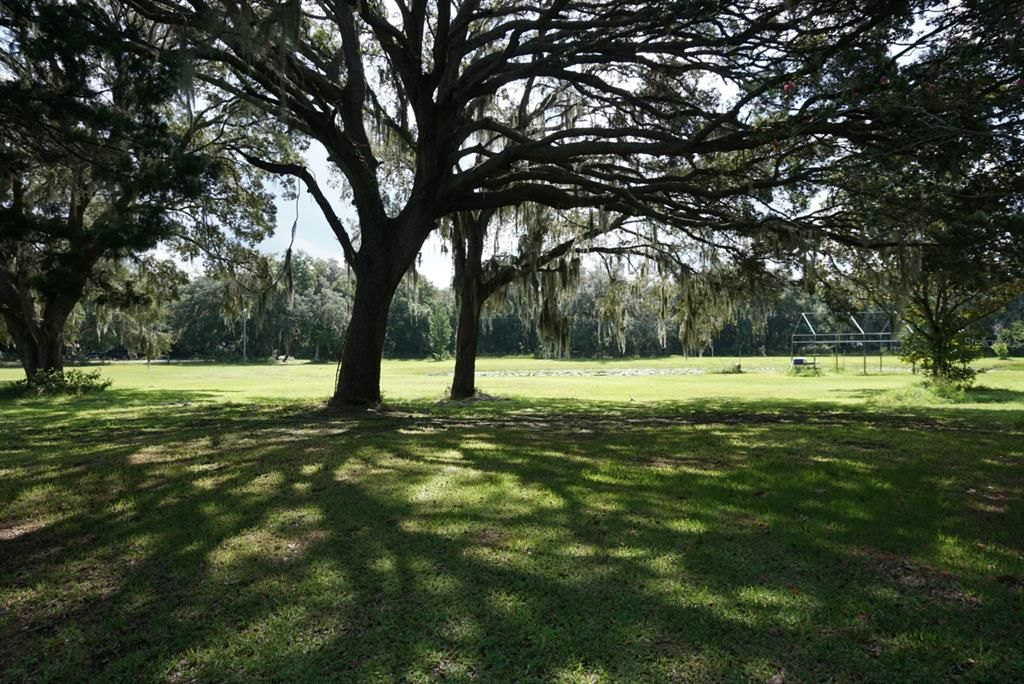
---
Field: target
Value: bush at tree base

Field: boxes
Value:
[12,369,112,397]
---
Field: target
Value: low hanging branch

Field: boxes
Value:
[237,152,358,267]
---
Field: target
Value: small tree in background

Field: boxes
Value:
[427,302,454,361]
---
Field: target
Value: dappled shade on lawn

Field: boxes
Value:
[1,393,1022,681]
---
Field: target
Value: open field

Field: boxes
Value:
[2,354,1023,408]
[2,358,1023,682]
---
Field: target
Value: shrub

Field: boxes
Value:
[924,378,969,403]
[713,363,744,374]
[868,380,968,407]
[13,369,112,396]
[991,340,1010,360]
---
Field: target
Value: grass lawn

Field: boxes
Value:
[1,357,1023,682]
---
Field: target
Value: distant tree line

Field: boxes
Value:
[4,249,1019,367]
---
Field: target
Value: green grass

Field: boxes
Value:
[1,358,1023,681]
[1,353,1021,408]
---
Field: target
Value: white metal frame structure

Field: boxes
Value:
[790,311,907,372]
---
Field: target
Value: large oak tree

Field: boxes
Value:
[124,0,959,404]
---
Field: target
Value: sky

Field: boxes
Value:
[258,141,454,287]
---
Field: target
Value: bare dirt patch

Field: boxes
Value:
[860,547,981,610]
[0,520,47,541]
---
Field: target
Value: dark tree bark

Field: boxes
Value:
[1,314,64,377]
[27,326,65,376]
[333,262,402,405]
[450,212,489,399]
[451,288,483,399]
[0,270,83,380]
[332,216,428,405]
[451,281,484,399]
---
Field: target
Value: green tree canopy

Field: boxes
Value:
[0,0,276,378]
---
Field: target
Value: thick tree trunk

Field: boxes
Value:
[331,250,409,406]
[449,212,490,400]
[2,312,66,379]
[451,278,483,399]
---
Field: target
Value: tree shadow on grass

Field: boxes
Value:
[827,384,1024,408]
[0,388,229,421]
[1,394,1022,681]
[967,385,1024,404]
